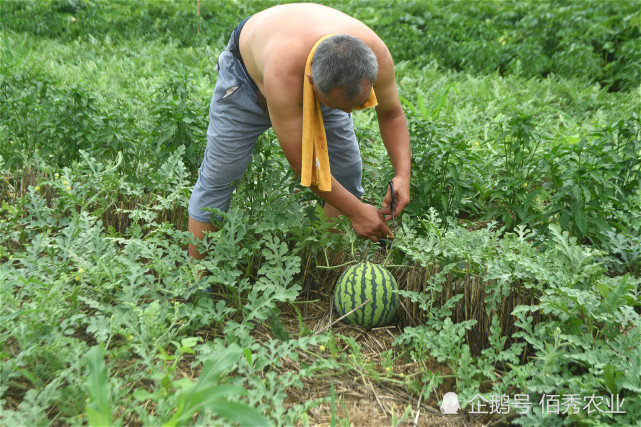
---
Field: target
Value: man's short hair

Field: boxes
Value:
[311,34,378,100]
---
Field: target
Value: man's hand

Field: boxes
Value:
[349,203,394,242]
[381,175,410,221]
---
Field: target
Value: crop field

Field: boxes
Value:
[1,0,640,425]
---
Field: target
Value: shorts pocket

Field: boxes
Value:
[213,80,244,103]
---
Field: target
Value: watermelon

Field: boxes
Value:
[334,262,399,328]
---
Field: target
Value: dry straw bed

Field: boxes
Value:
[0,168,188,234]
[250,296,490,427]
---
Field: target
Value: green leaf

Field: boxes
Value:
[440,194,448,212]
[85,346,112,427]
[205,401,271,427]
[399,96,418,115]
[427,84,453,120]
[574,209,587,235]
[602,364,619,394]
[416,90,428,119]
[133,388,156,401]
[243,347,253,366]
[163,344,262,427]
[181,337,200,348]
[269,310,291,342]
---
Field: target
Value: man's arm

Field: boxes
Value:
[262,70,393,241]
[372,46,411,220]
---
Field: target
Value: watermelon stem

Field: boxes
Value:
[316,260,357,270]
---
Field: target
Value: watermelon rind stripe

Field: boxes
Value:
[346,265,357,324]
[368,263,378,327]
[350,264,361,325]
[378,267,391,327]
[358,264,366,326]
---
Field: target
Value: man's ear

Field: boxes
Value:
[305,73,314,85]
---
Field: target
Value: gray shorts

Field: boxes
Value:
[188,31,364,224]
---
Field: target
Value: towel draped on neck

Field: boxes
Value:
[300,34,378,192]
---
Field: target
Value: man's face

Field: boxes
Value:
[312,80,372,114]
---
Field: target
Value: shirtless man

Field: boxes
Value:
[188,3,411,259]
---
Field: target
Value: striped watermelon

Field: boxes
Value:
[334,262,399,328]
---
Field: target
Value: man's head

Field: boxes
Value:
[310,34,378,111]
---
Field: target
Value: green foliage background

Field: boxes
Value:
[1,0,640,425]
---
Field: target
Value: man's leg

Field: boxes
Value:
[187,34,271,261]
[188,216,217,260]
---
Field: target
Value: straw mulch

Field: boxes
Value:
[0,168,187,232]
[283,249,535,425]
[249,286,498,426]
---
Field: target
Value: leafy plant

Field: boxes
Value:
[149,70,207,171]
[400,85,453,122]
[482,114,545,229]
[85,346,112,427]
[546,114,641,241]
[163,344,269,427]
[404,112,482,219]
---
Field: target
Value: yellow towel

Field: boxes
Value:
[301,35,378,192]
